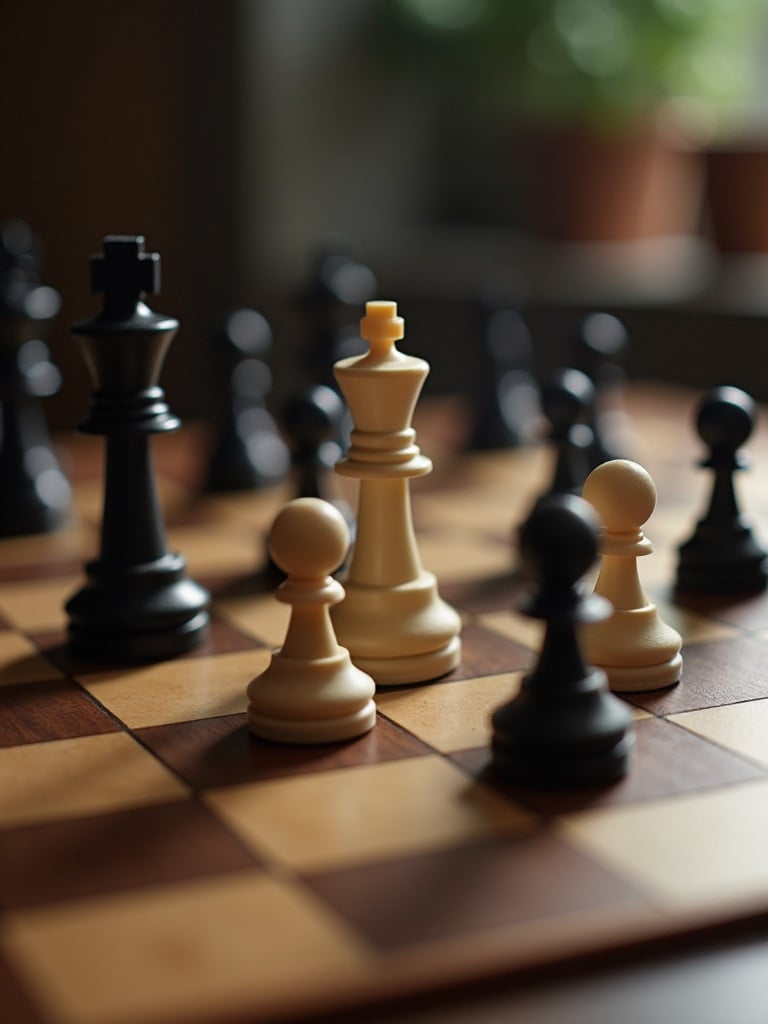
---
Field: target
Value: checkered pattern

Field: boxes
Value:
[3,390,768,1024]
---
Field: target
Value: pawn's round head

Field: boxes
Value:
[697,386,755,453]
[583,459,656,533]
[269,498,349,579]
[540,367,595,431]
[519,494,601,588]
[282,384,344,449]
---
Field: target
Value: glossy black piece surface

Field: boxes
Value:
[66,236,209,660]
[492,495,634,788]
[677,386,768,592]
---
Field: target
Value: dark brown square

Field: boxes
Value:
[671,588,768,634]
[0,801,258,909]
[442,572,528,617]
[305,833,650,951]
[628,636,768,716]
[137,712,433,790]
[445,622,534,681]
[0,949,43,1024]
[0,678,117,747]
[32,616,263,677]
[452,715,765,816]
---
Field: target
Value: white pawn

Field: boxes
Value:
[582,459,682,692]
[247,498,377,743]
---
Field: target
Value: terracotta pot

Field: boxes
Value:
[516,120,702,243]
[705,145,768,253]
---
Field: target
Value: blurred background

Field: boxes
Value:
[2,0,768,429]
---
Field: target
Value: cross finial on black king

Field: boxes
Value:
[91,236,160,319]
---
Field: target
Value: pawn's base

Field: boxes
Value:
[492,731,634,789]
[583,605,682,693]
[66,553,210,661]
[247,648,377,743]
[491,669,634,789]
[604,652,682,692]
[677,523,768,593]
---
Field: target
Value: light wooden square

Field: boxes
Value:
[0,631,63,685]
[0,576,80,633]
[167,521,263,577]
[377,673,521,752]
[477,609,543,651]
[0,870,371,1024]
[417,530,512,583]
[559,778,768,909]
[206,755,532,872]
[0,520,96,569]
[203,483,292,531]
[79,648,270,729]
[670,701,768,770]
[378,674,647,753]
[215,591,290,648]
[0,732,188,828]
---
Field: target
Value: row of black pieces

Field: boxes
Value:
[202,308,352,538]
[468,282,630,457]
[205,239,377,495]
[0,220,71,534]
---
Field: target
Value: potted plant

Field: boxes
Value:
[377,0,763,242]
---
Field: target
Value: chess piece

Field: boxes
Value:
[574,312,631,469]
[205,308,289,491]
[302,240,377,390]
[537,367,594,502]
[331,300,462,685]
[468,305,539,451]
[583,459,682,691]
[0,220,71,534]
[491,494,634,788]
[247,498,376,743]
[282,383,354,536]
[677,386,768,592]
[65,236,209,660]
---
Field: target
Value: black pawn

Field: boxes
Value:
[468,292,539,451]
[282,384,354,539]
[677,386,768,592]
[0,220,71,534]
[574,312,630,469]
[205,309,289,491]
[302,241,377,389]
[491,495,635,788]
[65,236,209,660]
[538,368,595,501]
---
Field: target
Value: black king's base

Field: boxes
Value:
[66,552,209,662]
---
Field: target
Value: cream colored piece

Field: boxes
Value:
[582,459,682,691]
[247,498,376,743]
[331,300,462,685]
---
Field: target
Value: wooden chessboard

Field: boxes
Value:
[3,383,768,1024]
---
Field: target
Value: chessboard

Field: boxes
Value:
[3,383,768,1024]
